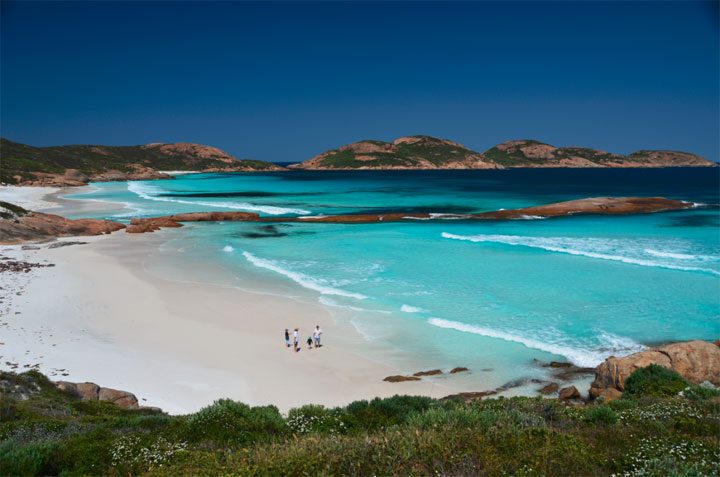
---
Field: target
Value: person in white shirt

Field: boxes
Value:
[313,325,323,347]
[293,328,300,352]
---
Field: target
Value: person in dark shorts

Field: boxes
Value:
[284,329,290,348]
[306,336,313,349]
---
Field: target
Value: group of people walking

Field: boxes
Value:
[285,325,322,352]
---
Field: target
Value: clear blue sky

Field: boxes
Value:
[1,1,718,163]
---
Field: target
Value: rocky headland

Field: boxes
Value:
[0,138,285,186]
[291,136,716,170]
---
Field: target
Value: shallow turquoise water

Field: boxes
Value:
[67,169,720,382]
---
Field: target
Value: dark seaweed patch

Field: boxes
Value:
[237,224,289,238]
[663,213,720,228]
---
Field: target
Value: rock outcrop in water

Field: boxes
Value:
[0,197,696,242]
[589,340,720,399]
[0,201,125,244]
[125,212,261,233]
[286,197,691,223]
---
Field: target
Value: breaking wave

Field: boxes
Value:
[441,232,720,276]
[427,318,645,367]
[243,252,367,300]
[222,245,234,252]
[128,182,310,215]
[401,304,424,313]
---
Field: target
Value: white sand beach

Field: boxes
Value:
[1,188,473,414]
[0,185,63,211]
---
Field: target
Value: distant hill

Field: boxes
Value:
[0,138,285,185]
[291,136,715,170]
[291,136,497,170]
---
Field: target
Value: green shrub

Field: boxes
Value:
[681,383,720,401]
[184,399,286,444]
[584,405,618,425]
[0,439,58,476]
[624,365,689,398]
[286,405,346,435]
[343,395,434,431]
[406,406,499,430]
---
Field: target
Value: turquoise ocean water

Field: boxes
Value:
[66,169,720,387]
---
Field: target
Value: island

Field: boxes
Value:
[290,136,715,170]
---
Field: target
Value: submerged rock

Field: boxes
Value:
[449,367,469,374]
[559,386,581,400]
[413,369,443,377]
[383,375,421,383]
[538,382,559,395]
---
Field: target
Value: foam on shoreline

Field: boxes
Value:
[427,317,645,368]
[243,251,368,300]
[128,181,310,215]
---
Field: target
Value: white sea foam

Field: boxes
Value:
[427,318,645,367]
[243,252,367,299]
[223,245,234,253]
[441,232,720,276]
[318,296,365,311]
[400,304,424,313]
[644,249,697,260]
[429,213,469,220]
[127,182,310,215]
[517,215,546,220]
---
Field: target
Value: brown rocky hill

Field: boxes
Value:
[0,138,286,185]
[292,136,715,170]
[291,136,499,170]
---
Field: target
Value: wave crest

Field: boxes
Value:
[128,182,310,215]
[441,232,720,275]
[427,318,645,367]
[243,252,367,299]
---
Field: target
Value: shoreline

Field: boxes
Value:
[2,184,660,413]
[2,233,470,414]
[1,187,481,413]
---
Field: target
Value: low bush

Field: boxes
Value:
[342,394,434,431]
[0,439,58,476]
[584,405,618,425]
[183,399,285,444]
[623,364,689,398]
[286,404,345,435]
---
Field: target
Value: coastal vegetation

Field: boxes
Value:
[0,138,284,185]
[1,368,718,476]
[293,136,714,170]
